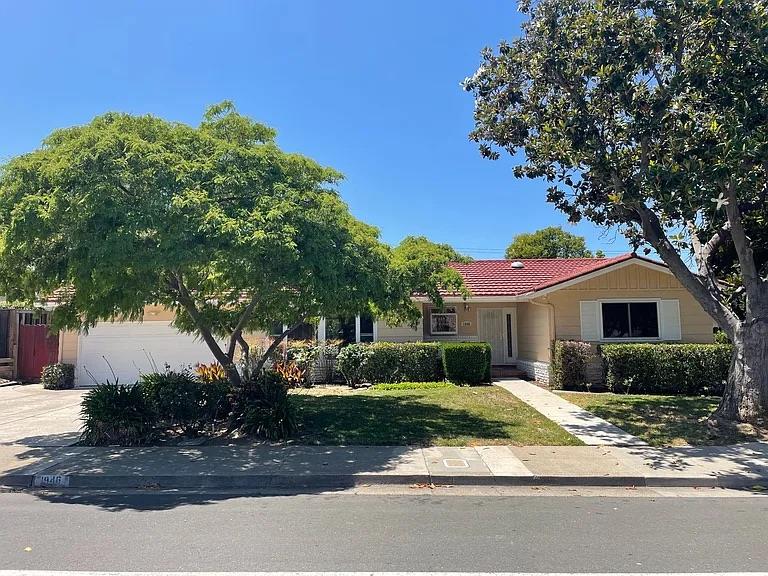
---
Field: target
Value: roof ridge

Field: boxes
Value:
[450,253,633,265]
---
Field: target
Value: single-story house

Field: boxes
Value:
[53,253,714,386]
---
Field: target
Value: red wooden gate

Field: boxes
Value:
[18,325,59,381]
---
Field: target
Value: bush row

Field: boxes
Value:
[601,343,731,395]
[549,340,732,395]
[79,365,295,446]
[336,341,491,386]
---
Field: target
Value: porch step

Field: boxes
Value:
[491,365,526,379]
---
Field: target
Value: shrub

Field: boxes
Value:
[198,378,232,422]
[337,342,443,385]
[140,370,203,433]
[80,383,157,445]
[336,344,374,386]
[441,342,492,385]
[284,339,344,385]
[232,373,297,440]
[601,343,732,395]
[41,363,75,390]
[714,330,731,345]
[273,361,305,388]
[550,340,594,390]
[371,381,455,391]
[363,342,443,383]
[195,362,227,383]
[285,340,320,385]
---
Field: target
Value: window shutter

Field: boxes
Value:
[659,299,682,340]
[580,301,600,341]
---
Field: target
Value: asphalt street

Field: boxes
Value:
[1,488,767,573]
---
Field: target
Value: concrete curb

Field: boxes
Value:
[3,472,765,490]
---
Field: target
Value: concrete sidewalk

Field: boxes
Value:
[3,441,768,490]
[496,378,646,446]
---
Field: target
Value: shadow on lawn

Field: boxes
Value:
[291,391,515,446]
[580,395,742,446]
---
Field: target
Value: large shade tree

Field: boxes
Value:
[465,0,768,424]
[0,103,454,387]
[506,226,597,259]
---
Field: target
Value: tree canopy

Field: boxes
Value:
[505,226,596,259]
[464,0,768,423]
[0,103,458,385]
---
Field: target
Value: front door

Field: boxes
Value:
[477,307,517,365]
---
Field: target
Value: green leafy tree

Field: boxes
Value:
[0,103,457,387]
[505,226,593,259]
[465,0,768,424]
[382,236,470,321]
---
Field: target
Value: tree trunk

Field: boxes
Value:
[713,321,768,424]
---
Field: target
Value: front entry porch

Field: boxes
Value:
[477,306,518,366]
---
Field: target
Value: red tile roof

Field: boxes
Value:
[447,253,664,297]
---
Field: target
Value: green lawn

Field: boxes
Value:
[558,392,762,446]
[290,385,581,446]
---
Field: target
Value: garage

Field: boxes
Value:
[75,321,222,386]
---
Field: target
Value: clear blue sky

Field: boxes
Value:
[0,0,630,259]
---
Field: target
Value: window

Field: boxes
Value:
[601,302,659,339]
[19,311,49,326]
[430,307,457,335]
[325,316,357,345]
[270,321,316,340]
[359,314,374,342]
[269,322,285,338]
[292,322,316,341]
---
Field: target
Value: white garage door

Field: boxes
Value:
[76,321,222,386]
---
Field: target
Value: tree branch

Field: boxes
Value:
[226,297,258,361]
[633,204,739,335]
[721,179,761,300]
[170,272,240,384]
[688,221,730,297]
[252,320,307,377]
[236,333,250,363]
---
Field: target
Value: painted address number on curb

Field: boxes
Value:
[33,474,70,487]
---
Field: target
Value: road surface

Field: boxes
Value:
[1,487,767,573]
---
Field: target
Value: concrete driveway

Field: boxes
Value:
[0,384,85,446]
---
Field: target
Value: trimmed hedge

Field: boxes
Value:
[550,340,593,390]
[337,342,443,385]
[601,343,732,395]
[41,363,75,390]
[441,342,492,385]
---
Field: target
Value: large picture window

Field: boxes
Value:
[601,302,659,339]
[430,307,457,335]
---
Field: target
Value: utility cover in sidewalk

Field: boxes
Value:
[443,458,470,468]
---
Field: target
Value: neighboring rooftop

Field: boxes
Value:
[447,253,664,297]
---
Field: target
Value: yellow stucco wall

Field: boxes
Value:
[59,330,79,364]
[516,302,551,362]
[521,263,715,363]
